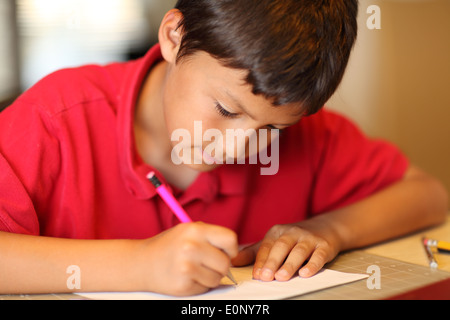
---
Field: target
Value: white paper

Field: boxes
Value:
[77,268,368,300]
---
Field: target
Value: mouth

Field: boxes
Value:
[200,148,221,165]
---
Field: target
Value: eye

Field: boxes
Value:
[215,103,239,119]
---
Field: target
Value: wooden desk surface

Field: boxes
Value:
[364,215,450,272]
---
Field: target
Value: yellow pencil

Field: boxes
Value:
[424,238,450,253]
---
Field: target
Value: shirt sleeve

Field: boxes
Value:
[309,110,410,215]
[0,98,60,235]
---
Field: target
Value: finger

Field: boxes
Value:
[175,242,232,294]
[176,228,232,278]
[231,243,259,267]
[193,264,228,290]
[200,224,239,259]
[253,238,276,280]
[171,260,218,297]
[171,267,219,297]
[200,243,234,278]
[259,236,298,282]
[299,246,329,278]
[274,241,313,282]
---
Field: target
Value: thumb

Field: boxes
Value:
[231,243,260,267]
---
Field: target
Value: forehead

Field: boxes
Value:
[177,51,304,119]
[177,50,248,89]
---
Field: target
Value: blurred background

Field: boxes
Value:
[0,0,449,193]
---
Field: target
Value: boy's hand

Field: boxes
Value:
[138,222,238,297]
[232,222,341,282]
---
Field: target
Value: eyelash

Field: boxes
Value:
[215,103,238,119]
[215,102,285,132]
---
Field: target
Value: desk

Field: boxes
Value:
[2,215,450,300]
[296,215,450,300]
[364,215,450,272]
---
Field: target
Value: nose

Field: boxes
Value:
[223,125,280,162]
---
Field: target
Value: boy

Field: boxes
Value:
[0,0,447,297]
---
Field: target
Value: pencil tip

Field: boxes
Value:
[227,271,238,286]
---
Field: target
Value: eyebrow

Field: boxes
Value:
[223,89,303,127]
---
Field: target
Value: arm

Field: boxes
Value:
[0,223,238,296]
[233,165,449,281]
[0,232,140,295]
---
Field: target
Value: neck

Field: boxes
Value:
[134,61,200,190]
[135,61,171,161]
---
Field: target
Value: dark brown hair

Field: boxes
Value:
[175,0,359,115]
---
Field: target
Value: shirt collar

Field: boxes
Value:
[177,164,251,205]
[117,44,160,200]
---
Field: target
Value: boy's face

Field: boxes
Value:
[161,50,304,172]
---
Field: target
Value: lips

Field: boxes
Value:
[201,149,220,164]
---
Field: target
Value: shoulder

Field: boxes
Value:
[283,108,363,150]
[14,61,129,117]
[299,109,361,133]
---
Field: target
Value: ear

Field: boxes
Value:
[159,9,183,64]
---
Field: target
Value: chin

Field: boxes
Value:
[185,163,223,172]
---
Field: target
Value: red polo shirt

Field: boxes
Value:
[0,45,408,244]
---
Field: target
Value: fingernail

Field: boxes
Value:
[299,268,310,278]
[261,269,274,281]
[254,268,262,279]
[275,269,289,281]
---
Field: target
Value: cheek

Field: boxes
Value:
[163,70,196,132]
[162,98,216,153]
[164,103,186,137]
[163,97,224,144]
[162,91,195,139]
